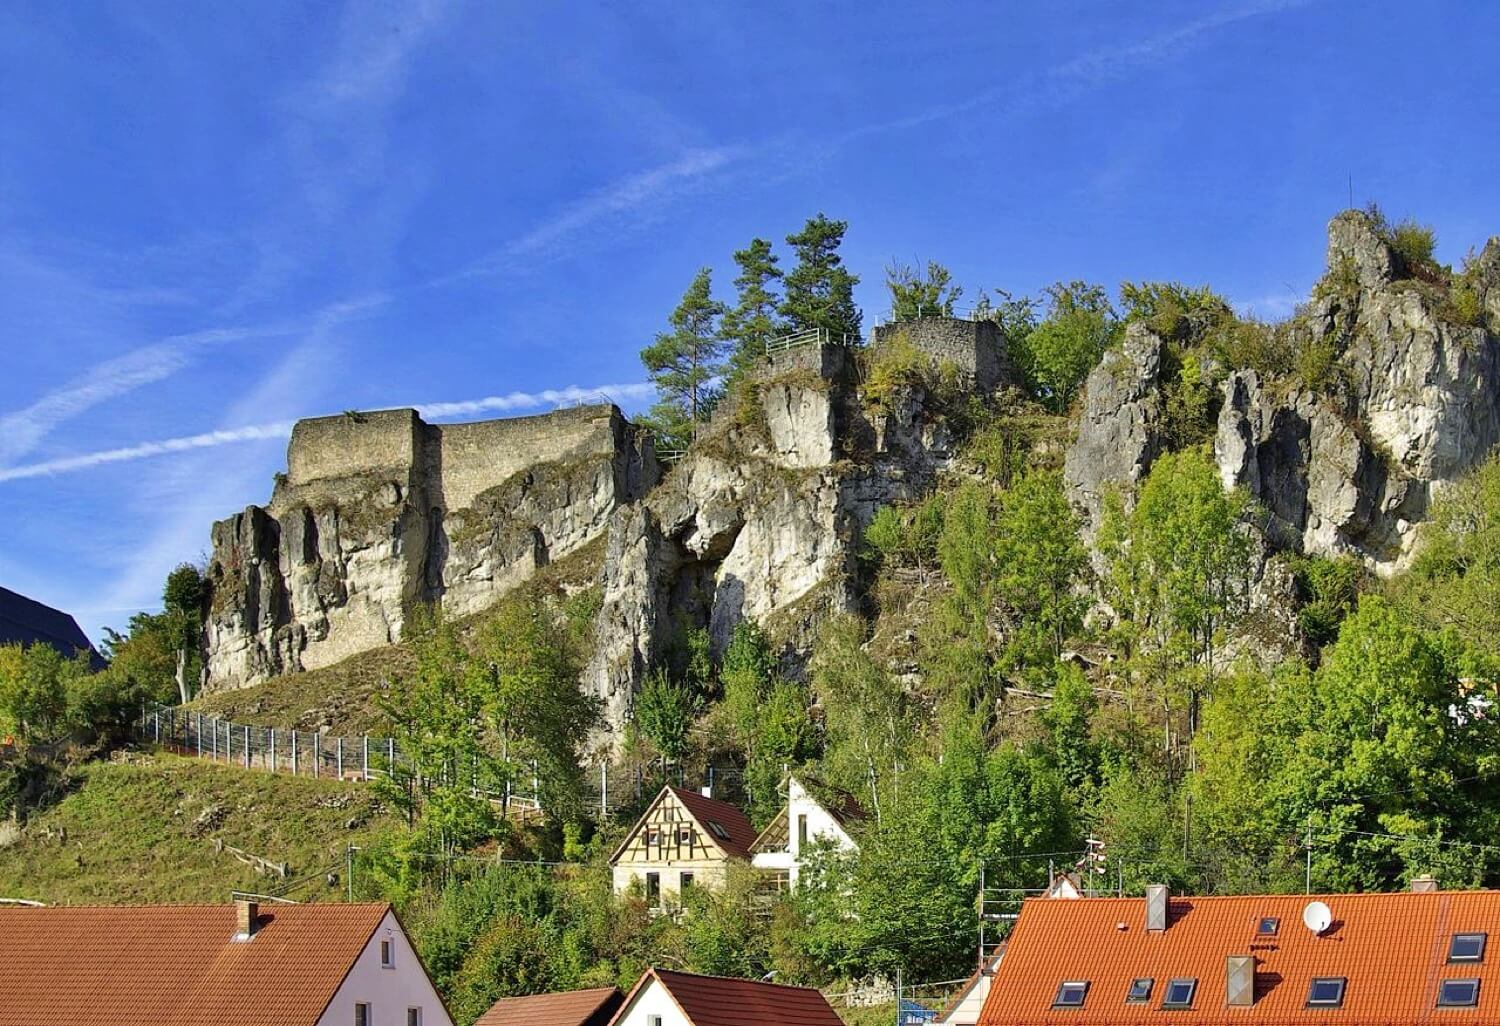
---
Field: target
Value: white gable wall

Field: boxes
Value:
[938,971,993,1026]
[316,909,453,1026]
[764,778,858,888]
[612,976,691,1026]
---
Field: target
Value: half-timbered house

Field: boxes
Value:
[609,785,757,909]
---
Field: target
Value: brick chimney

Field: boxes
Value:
[235,899,260,940]
[1145,884,1169,932]
[1412,875,1439,893]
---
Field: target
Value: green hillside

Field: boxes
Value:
[0,752,397,905]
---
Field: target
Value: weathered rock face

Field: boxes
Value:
[1063,323,1165,528]
[1069,210,1500,573]
[203,404,656,689]
[584,343,988,733]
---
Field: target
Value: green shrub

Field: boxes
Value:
[862,333,928,411]
[1119,281,1233,344]
[1389,218,1437,270]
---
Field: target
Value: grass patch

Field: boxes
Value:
[0,753,396,904]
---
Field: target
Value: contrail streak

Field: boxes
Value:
[0,381,656,483]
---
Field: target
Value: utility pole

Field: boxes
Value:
[1305,816,1313,894]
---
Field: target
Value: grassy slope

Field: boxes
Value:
[0,752,397,905]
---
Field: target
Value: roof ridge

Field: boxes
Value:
[651,965,825,993]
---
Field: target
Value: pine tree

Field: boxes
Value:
[720,238,784,387]
[780,214,861,339]
[639,268,727,449]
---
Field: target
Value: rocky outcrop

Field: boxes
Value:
[203,404,656,689]
[1063,323,1166,527]
[1069,209,1500,573]
[584,354,964,732]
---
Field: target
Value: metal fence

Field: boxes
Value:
[136,703,745,821]
[765,326,862,355]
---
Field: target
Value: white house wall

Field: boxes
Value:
[938,974,993,1026]
[316,909,453,1026]
[612,978,691,1026]
[782,778,857,888]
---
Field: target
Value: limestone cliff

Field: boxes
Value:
[203,404,656,689]
[1066,210,1500,572]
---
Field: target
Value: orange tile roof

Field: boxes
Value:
[666,786,758,859]
[475,986,623,1026]
[614,968,845,1026]
[0,902,390,1026]
[977,890,1500,1026]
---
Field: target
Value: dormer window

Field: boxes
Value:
[1438,979,1481,1007]
[1162,978,1197,1009]
[1053,981,1089,1008]
[1307,978,1346,1007]
[1450,933,1488,963]
[1257,917,1280,936]
[1126,978,1153,1004]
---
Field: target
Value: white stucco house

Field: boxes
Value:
[0,899,452,1026]
[611,967,844,1026]
[749,775,863,889]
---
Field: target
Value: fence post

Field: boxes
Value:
[337,738,343,780]
[196,714,202,757]
[313,733,320,778]
[601,763,608,821]
[388,739,395,779]
[270,728,276,773]
[291,731,298,776]
[243,725,250,769]
[362,736,369,781]
[153,709,160,744]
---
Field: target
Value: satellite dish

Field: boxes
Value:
[1303,900,1333,935]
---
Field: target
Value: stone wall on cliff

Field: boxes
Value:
[202,403,657,690]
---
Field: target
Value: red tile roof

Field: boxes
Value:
[666,786,758,860]
[977,890,1500,1026]
[615,968,845,1026]
[0,902,391,1026]
[475,986,623,1026]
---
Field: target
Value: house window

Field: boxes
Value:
[354,1004,372,1026]
[1451,933,1488,963]
[1256,917,1280,936]
[407,1009,422,1026]
[646,872,661,908]
[1126,978,1153,1004]
[1162,978,1197,1008]
[1307,978,1346,1007]
[1053,981,1088,1007]
[678,826,694,846]
[797,814,809,849]
[648,1017,663,1026]
[380,939,394,967]
[1438,979,1481,1007]
[681,871,695,892]
[646,827,662,847]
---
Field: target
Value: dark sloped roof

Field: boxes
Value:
[668,786,758,859]
[0,586,103,668]
[476,986,623,1026]
[619,968,845,1026]
[978,890,1500,1026]
[0,902,393,1026]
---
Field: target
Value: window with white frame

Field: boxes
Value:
[355,1003,372,1026]
[407,1007,422,1026]
[381,938,394,968]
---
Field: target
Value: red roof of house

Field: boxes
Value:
[475,986,623,1026]
[614,968,844,1026]
[0,902,394,1026]
[666,786,758,859]
[977,890,1500,1026]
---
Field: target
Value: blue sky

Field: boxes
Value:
[2,0,1498,642]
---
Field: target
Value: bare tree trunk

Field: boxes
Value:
[176,648,191,705]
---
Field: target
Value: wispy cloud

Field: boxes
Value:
[0,380,655,483]
[439,147,747,284]
[836,0,1316,145]
[0,294,387,466]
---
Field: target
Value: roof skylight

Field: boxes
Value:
[1439,980,1481,1008]
[1126,979,1153,1004]
[1162,978,1197,1009]
[1053,981,1089,1008]
[1257,917,1280,936]
[1450,934,1488,963]
[1307,978,1346,1008]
